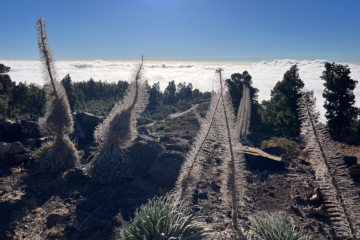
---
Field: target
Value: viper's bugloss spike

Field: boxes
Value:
[36,16,77,171]
[87,56,149,184]
[214,68,245,230]
[298,91,360,239]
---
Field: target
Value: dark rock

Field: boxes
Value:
[21,119,40,138]
[127,136,164,176]
[164,144,184,152]
[2,119,15,131]
[349,164,360,179]
[78,200,97,213]
[168,137,184,144]
[0,142,27,162]
[344,156,357,167]
[262,146,287,156]
[80,112,103,125]
[1,120,22,142]
[63,169,85,184]
[198,192,208,199]
[76,112,104,141]
[21,137,47,149]
[211,180,221,191]
[244,153,284,171]
[47,213,63,222]
[146,151,185,188]
[138,126,150,136]
[12,153,30,165]
[180,135,193,140]
[72,113,86,139]
[7,142,26,155]
[160,136,172,143]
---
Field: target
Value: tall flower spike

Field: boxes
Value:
[298,91,360,239]
[87,55,149,184]
[213,68,245,230]
[173,76,222,201]
[36,16,77,171]
[236,84,251,140]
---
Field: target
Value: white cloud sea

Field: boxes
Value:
[2,59,360,121]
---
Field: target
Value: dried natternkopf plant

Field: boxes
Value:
[173,69,245,230]
[236,84,251,140]
[86,56,149,184]
[172,77,221,201]
[298,91,360,239]
[36,17,78,171]
[214,68,245,230]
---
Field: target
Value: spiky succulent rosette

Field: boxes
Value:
[86,57,149,184]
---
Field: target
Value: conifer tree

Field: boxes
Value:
[261,65,304,138]
[321,62,358,140]
[36,17,78,171]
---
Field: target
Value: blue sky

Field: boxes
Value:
[1,0,360,62]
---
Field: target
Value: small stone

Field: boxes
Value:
[198,192,208,199]
[211,180,220,191]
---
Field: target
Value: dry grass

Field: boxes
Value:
[39,136,79,172]
[1,189,25,202]
[46,228,63,239]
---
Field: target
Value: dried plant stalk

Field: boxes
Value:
[173,69,245,230]
[173,79,222,201]
[36,17,78,171]
[298,91,360,239]
[214,69,245,230]
[86,56,149,184]
[236,85,251,140]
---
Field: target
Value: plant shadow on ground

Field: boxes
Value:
[0,137,167,240]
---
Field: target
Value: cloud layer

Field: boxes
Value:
[2,59,360,122]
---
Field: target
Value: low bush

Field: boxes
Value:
[250,211,310,240]
[32,140,54,159]
[260,137,308,158]
[121,194,209,240]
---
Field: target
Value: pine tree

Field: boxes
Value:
[321,62,358,140]
[226,71,261,131]
[261,65,304,138]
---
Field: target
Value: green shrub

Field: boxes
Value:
[260,137,307,158]
[122,194,209,240]
[155,124,165,131]
[250,211,310,240]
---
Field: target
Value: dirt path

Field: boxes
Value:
[168,104,199,119]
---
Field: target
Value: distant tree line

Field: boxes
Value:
[0,64,211,118]
[0,62,359,144]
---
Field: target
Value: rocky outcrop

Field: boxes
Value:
[73,112,104,141]
[0,142,29,165]
[20,119,41,138]
[146,151,185,188]
[0,119,22,142]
